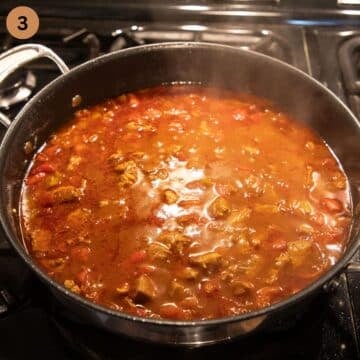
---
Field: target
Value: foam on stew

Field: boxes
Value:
[20,85,351,320]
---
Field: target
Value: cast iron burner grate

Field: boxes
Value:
[110,24,302,68]
[339,35,360,119]
[0,29,104,124]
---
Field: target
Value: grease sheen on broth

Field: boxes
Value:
[21,85,351,320]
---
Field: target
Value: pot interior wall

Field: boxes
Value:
[1,43,360,260]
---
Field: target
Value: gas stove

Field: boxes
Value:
[0,1,360,359]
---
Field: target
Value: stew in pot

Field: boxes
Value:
[21,85,351,320]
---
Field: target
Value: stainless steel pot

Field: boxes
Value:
[0,42,359,346]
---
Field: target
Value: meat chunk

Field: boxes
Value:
[64,279,81,294]
[190,251,222,269]
[134,274,157,303]
[116,159,137,173]
[264,269,279,285]
[208,197,231,219]
[169,280,186,299]
[172,237,191,256]
[66,208,91,228]
[228,208,251,224]
[45,173,61,189]
[297,223,314,235]
[291,200,313,216]
[215,181,238,197]
[108,151,124,168]
[31,229,52,252]
[330,171,346,190]
[158,231,183,246]
[50,186,82,205]
[116,283,130,296]
[115,160,138,187]
[148,168,168,181]
[287,240,313,267]
[244,254,265,277]
[41,257,68,271]
[178,267,199,280]
[275,252,291,267]
[249,232,267,247]
[67,155,82,171]
[129,151,145,160]
[231,280,255,296]
[147,242,171,262]
[176,213,199,227]
[162,189,179,204]
[158,231,191,255]
[201,279,220,295]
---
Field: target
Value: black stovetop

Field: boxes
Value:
[0,4,360,359]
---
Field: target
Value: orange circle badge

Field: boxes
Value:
[6,6,39,40]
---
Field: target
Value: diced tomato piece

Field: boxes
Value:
[37,193,54,207]
[36,153,49,162]
[56,241,68,253]
[71,246,91,263]
[159,304,183,319]
[129,250,146,264]
[148,213,165,227]
[266,231,287,251]
[175,150,187,161]
[32,163,55,175]
[68,175,83,187]
[320,198,343,213]
[26,172,46,185]
[148,206,166,227]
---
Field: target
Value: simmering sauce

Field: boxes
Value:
[21,85,351,320]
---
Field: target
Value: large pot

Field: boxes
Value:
[0,42,359,346]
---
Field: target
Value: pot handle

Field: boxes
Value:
[0,44,69,128]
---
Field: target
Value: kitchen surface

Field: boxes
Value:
[0,1,360,359]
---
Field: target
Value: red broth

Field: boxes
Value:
[21,85,351,320]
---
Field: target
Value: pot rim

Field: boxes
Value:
[0,41,359,328]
